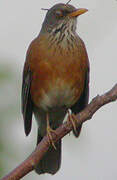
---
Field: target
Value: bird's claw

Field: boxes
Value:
[47,126,57,149]
[46,113,57,149]
[68,112,78,134]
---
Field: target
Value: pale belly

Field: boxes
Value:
[38,80,80,111]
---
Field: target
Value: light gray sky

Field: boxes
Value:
[0,0,117,180]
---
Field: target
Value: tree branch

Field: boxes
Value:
[1,84,117,180]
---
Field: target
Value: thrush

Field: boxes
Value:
[22,3,89,175]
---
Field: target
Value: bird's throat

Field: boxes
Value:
[47,19,77,50]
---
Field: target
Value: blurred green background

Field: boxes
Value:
[0,64,21,175]
[0,64,18,175]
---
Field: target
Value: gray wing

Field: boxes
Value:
[21,67,33,136]
[71,68,89,137]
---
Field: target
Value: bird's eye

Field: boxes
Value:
[55,10,63,17]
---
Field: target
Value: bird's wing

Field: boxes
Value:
[21,63,33,136]
[71,67,89,114]
[71,37,90,137]
[71,67,89,137]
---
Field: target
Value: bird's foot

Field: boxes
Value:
[68,112,78,134]
[47,126,57,149]
[46,114,57,149]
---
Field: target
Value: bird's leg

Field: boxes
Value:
[67,110,78,134]
[46,113,57,149]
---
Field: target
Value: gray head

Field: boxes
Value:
[41,3,88,35]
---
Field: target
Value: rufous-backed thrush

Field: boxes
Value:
[22,2,89,175]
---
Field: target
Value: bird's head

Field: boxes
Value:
[41,3,88,36]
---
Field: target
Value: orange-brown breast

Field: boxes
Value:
[25,34,89,110]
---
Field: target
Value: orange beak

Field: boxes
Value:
[68,8,88,17]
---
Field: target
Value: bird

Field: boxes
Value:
[22,2,90,175]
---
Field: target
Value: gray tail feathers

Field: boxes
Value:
[73,124,82,137]
[35,134,61,175]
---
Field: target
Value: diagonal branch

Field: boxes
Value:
[1,84,117,180]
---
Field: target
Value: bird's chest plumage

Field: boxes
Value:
[29,36,87,110]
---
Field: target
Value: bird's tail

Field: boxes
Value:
[35,132,61,175]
